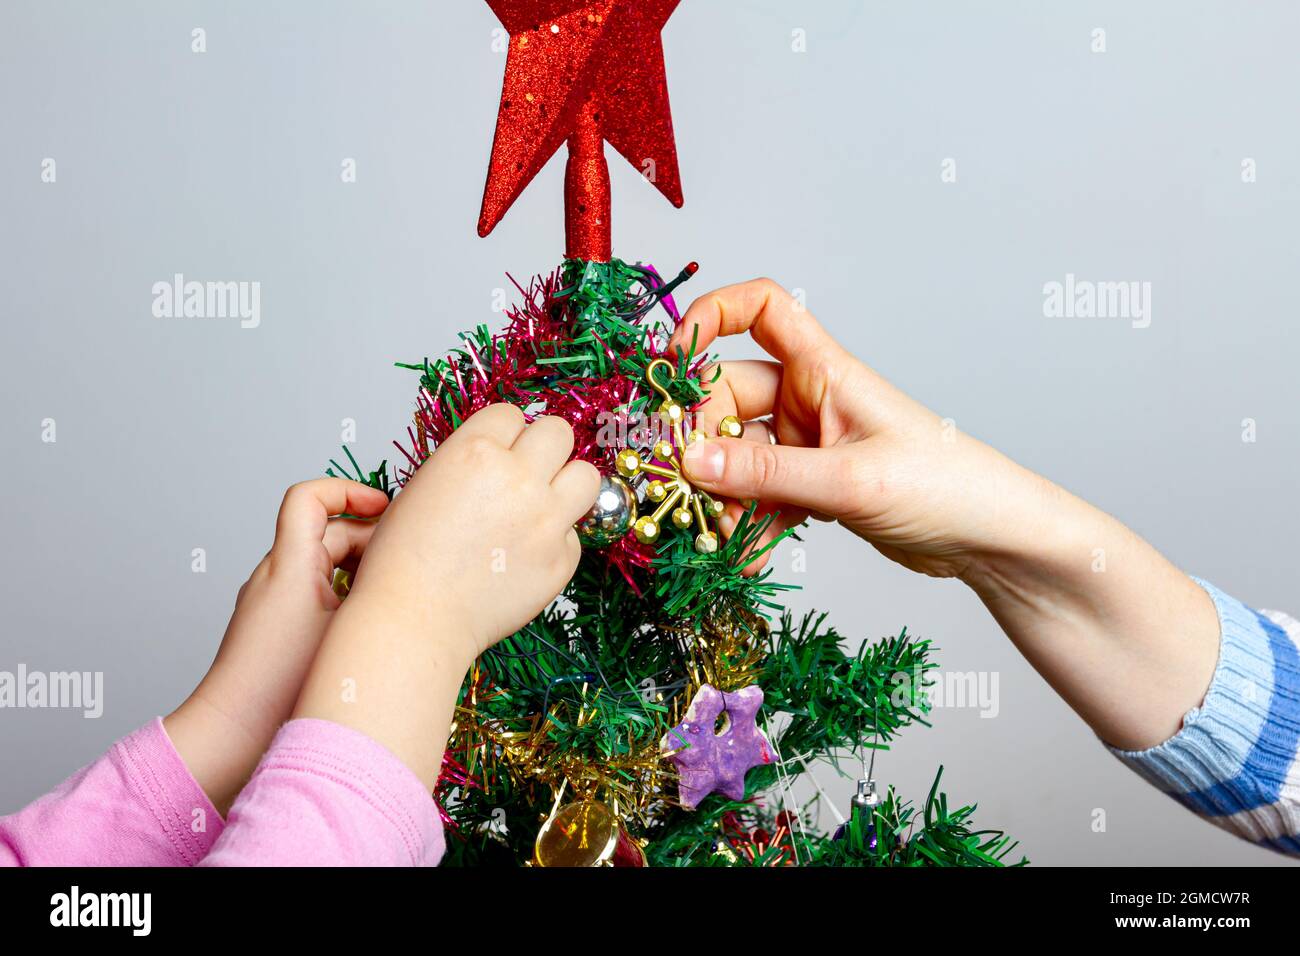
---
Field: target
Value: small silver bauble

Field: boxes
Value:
[577,474,638,547]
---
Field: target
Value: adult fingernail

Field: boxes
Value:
[683,439,724,482]
[718,512,737,538]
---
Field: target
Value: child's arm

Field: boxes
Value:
[0,477,389,866]
[0,719,223,866]
[669,277,1299,855]
[198,404,598,865]
[164,478,391,813]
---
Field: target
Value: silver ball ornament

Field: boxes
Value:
[577,474,638,547]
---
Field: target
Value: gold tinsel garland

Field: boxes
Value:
[443,602,773,860]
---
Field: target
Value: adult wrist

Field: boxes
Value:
[958,468,1099,608]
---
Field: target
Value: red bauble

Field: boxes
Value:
[610,826,648,867]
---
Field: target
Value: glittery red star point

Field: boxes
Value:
[478,0,685,261]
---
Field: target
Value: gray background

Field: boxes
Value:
[2,1,1296,866]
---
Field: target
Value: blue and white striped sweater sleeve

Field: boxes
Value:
[1108,578,1300,856]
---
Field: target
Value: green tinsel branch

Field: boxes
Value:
[753,612,935,789]
[325,446,393,499]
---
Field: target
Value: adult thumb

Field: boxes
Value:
[682,438,851,516]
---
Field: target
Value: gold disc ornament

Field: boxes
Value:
[533,800,647,867]
[718,414,745,439]
[331,567,353,601]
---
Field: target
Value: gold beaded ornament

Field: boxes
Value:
[615,359,742,554]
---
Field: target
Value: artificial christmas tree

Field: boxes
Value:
[328,0,1024,867]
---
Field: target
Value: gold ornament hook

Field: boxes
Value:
[645,357,676,403]
[610,358,728,554]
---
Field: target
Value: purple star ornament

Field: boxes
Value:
[661,684,773,809]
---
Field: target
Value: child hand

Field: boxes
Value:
[164,478,390,813]
[346,403,601,658]
[293,403,601,788]
[670,278,1053,582]
[351,403,603,658]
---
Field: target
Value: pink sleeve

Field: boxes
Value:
[0,718,225,867]
[199,718,445,867]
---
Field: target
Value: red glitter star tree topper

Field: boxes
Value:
[478,0,685,262]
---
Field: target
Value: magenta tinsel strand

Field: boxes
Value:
[504,270,528,300]
[394,437,421,471]
[409,424,431,463]
[465,340,488,383]
[590,330,618,365]
[385,262,699,588]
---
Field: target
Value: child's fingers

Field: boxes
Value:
[563,526,583,575]
[322,518,378,570]
[551,459,601,525]
[457,401,527,445]
[274,478,389,552]
[511,415,574,478]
